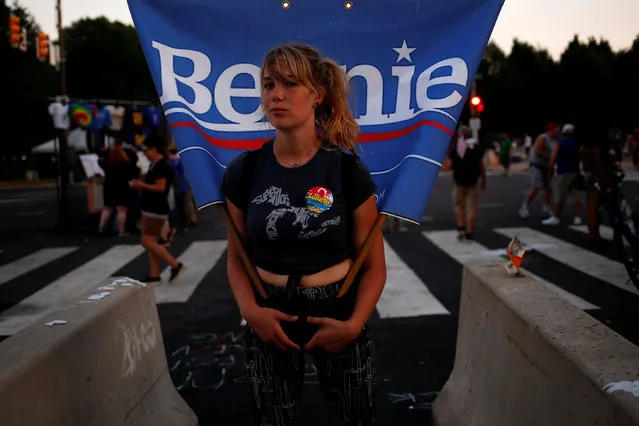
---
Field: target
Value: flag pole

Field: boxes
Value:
[217,204,268,299]
[337,213,388,298]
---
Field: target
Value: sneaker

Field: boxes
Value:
[457,228,466,241]
[542,216,560,226]
[573,217,583,226]
[169,262,186,284]
[143,276,162,286]
[518,206,530,219]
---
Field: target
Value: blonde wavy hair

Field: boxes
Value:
[260,43,359,156]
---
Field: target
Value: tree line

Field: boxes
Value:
[3,1,638,161]
[471,36,639,144]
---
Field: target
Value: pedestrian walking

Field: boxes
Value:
[524,132,532,159]
[97,138,140,236]
[129,135,186,285]
[542,123,584,226]
[499,133,513,176]
[221,43,386,425]
[448,125,486,241]
[519,122,560,219]
[577,119,617,247]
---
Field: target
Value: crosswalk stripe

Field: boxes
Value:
[570,225,614,241]
[0,247,77,287]
[155,241,227,303]
[422,230,599,310]
[376,239,450,318]
[494,227,638,296]
[2,223,625,332]
[0,245,145,335]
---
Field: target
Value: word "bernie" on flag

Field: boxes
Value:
[153,40,468,132]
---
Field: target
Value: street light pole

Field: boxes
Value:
[55,0,70,231]
[57,0,66,95]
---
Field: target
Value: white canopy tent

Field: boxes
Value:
[30,128,90,154]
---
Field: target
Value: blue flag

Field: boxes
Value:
[128,0,503,224]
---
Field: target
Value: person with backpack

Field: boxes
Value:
[448,125,486,241]
[221,43,386,425]
[129,134,185,285]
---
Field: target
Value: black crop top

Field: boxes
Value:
[221,140,377,276]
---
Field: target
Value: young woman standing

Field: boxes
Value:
[222,43,387,425]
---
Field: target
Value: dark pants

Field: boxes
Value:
[245,276,376,426]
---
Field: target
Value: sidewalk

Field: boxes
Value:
[0,179,58,190]
[0,179,87,191]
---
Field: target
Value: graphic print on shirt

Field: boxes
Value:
[305,186,333,213]
[252,186,340,241]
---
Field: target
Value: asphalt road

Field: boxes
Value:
[1,169,639,425]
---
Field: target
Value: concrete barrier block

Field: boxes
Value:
[0,277,198,426]
[433,262,639,426]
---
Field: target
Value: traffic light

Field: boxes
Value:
[470,95,484,116]
[37,33,50,61]
[9,15,21,47]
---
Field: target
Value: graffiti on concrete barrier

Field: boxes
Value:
[388,391,439,410]
[118,320,157,377]
[603,380,639,397]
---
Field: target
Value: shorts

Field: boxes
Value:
[529,164,551,190]
[553,173,583,203]
[140,213,166,236]
[453,184,479,215]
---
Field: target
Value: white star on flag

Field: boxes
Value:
[393,40,416,63]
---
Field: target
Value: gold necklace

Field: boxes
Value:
[275,141,319,168]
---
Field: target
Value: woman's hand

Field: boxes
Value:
[129,179,143,189]
[243,305,300,351]
[304,317,361,353]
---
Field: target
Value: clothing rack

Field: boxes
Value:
[47,97,154,107]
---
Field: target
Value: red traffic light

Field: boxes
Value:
[469,95,484,116]
[9,15,21,45]
[37,33,50,60]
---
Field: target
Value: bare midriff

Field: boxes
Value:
[257,258,353,288]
